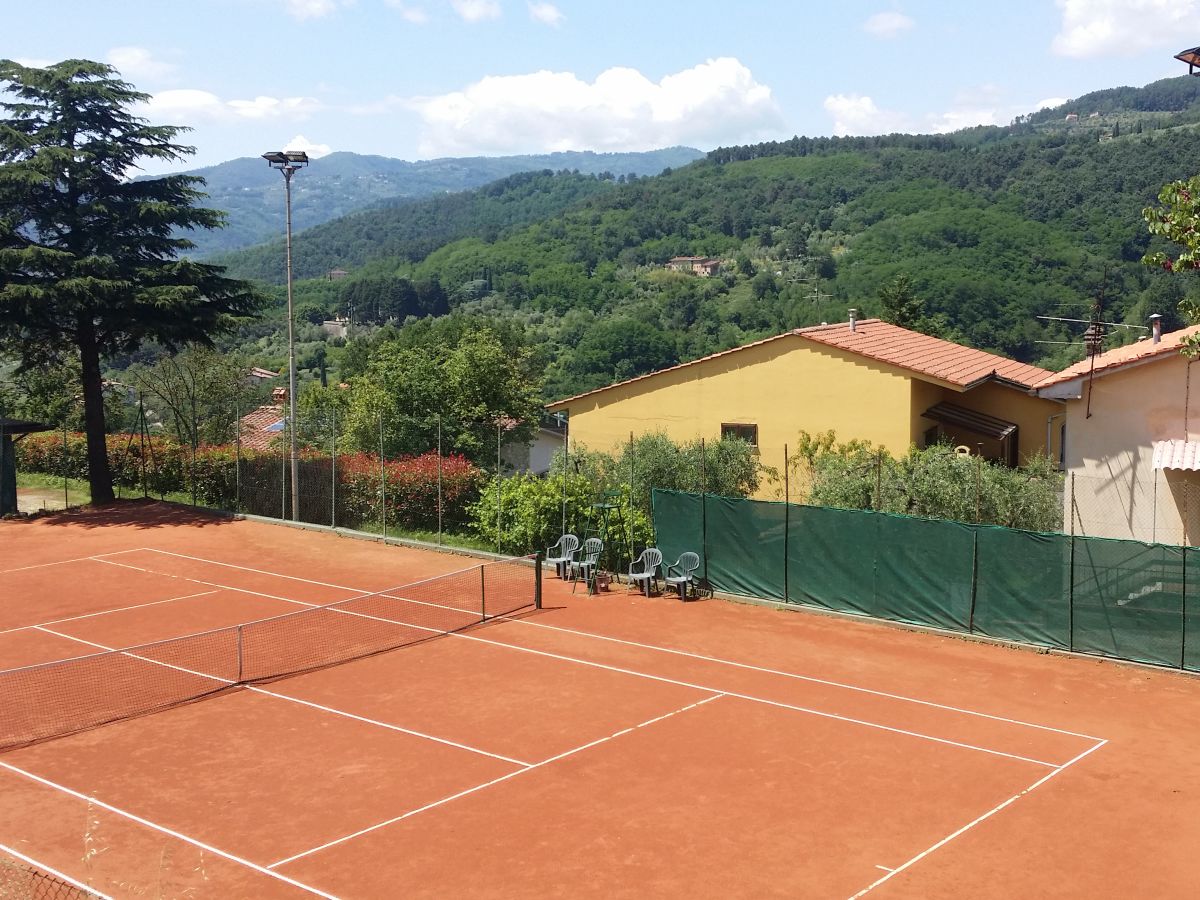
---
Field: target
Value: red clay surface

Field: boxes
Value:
[0,501,1197,899]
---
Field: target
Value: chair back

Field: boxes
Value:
[558,534,579,555]
[677,551,700,576]
[637,548,663,572]
[581,537,603,562]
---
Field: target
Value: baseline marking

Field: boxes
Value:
[0,590,218,637]
[847,739,1108,899]
[0,762,337,900]
[269,693,724,869]
[0,840,115,900]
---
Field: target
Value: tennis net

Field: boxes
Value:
[0,555,539,753]
[0,846,105,899]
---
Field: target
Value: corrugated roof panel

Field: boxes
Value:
[1152,439,1200,471]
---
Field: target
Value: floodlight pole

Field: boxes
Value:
[263,150,310,521]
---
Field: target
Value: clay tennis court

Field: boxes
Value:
[0,502,1196,898]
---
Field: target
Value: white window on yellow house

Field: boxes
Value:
[721,423,758,446]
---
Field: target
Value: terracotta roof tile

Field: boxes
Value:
[547,319,1051,408]
[1034,325,1200,389]
[797,319,1053,388]
[238,405,285,452]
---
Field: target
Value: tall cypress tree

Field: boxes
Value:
[0,59,261,503]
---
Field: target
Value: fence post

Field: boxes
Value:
[138,393,148,499]
[1068,534,1076,652]
[496,420,502,555]
[280,438,286,521]
[629,431,635,557]
[379,413,387,541]
[63,419,69,509]
[1070,473,1076,536]
[967,530,979,632]
[875,450,882,511]
[975,447,983,524]
[330,406,337,529]
[234,399,242,514]
[784,443,790,605]
[437,415,443,545]
[700,437,708,584]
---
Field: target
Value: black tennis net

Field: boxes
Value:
[0,555,540,753]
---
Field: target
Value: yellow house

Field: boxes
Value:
[548,315,1061,497]
[1035,322,1200,545]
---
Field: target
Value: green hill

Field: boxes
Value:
[211,75,1200,400]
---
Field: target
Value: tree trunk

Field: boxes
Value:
[77,314,115,504]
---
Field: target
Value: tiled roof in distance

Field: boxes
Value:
[797,319,1052,388]
[1034,325,1200,389]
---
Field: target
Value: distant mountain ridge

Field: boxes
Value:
[160,147,704,257]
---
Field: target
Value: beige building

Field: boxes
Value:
[1035,322,1200,545]
[549,316,1060,498]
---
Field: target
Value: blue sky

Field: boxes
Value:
[6,1,1199,174]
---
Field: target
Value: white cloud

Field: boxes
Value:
[106,47,176,83]
[528,1,563,26]
[863,11,914,39]
[409,58,782,156]
[823,94,914,135]
[143,89,320,124]
[385,0,429,22]
[12,57,55,69]
[1052,0,1199,58]
[285,134,333,158]
[451,0,501,22]
[284,0,356,19]
[1035,96,1069,110]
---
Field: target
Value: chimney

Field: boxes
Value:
[1150,314,1162,344]
[272,387,287,404]
[848,308,858,332]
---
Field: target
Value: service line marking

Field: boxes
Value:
[0,590,218,636]
[0,762,338,900]
[24,627,521,767]
[847,738,1108,899]
[268,692,724,869]
[0,839,115,899]
[0,549,140,576]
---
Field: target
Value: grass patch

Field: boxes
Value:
[352,521,496,553]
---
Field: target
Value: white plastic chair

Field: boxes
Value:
[664,552,700,601]
[570,537,603,592]
[545,534,579,580]
[628,548,663,596]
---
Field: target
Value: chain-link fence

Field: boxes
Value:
[1067,470,1200,546]
[0,848,103,899]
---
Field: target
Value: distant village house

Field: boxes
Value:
[666,256,721,277]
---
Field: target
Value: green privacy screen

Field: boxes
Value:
[1071,537,1185,668]
[652,489,1197,673]
[974,527,1071,649]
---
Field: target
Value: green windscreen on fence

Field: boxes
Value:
[652,490,704,579]
[1186,548,1200,673]
[1071,536,1185,668]
[873,514,975,630]
[787,505,879,616]
[974,527,1071,649]
[704,495,786,601]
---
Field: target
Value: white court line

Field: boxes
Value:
[268,693,724,869]
[0,549,139,575]
[874,865,893,873]
[0,761,338,900]
[846,739,1109,899]
[454,632,1063,768]
[28,627,522,767]
[0,590,218,637]
[51,556,1069,767]
[0,840,115,899]
[132,549,1099,743]
[497,618,1107,743]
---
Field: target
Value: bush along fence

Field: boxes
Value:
[652,489,1200,673]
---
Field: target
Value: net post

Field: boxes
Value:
[236,624,245,682]
[480,565,487,620]
[535,552,543,610]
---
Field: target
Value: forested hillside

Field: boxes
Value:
[162,146,702,257]
[207,76,1200,401]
